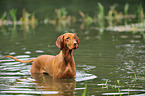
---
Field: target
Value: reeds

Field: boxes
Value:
[79,11,93,29]
[97,2,105,30]
[0,9,37,29]
[82,83,87,96]
[55,8,73,29]
[107,4,117,26]
[9,9,17,24]
[124,3,129,17]
[137,4,144,22]
[20,9,37,31]
[0,3,145,33]
[124,3,129,25]
[1,12,7,23]
[48,8,76,32]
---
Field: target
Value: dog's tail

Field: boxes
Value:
[4,55,35,63]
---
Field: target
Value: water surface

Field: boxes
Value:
[0,0,145,95]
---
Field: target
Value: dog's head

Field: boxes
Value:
[56,33,79,50]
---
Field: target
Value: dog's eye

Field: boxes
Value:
[66,37,70,40]
[74,37,76,39]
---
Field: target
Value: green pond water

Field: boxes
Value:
[0,0,145,96]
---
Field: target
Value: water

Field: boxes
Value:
[0,24,145,95]
[0,0,145,95]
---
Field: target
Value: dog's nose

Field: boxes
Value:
[73,42,77,46]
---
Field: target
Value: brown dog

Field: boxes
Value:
[4,33,79,78]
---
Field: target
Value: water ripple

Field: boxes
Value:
[76,71,97,82]
[0,90,59,95]
[2,62,21,65]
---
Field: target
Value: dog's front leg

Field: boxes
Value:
[57,66,69,78]
[58,64,74,78]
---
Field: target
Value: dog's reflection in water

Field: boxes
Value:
[31,73,76,96]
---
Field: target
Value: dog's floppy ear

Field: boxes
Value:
[75,35,79,44]
[56,35,64,50]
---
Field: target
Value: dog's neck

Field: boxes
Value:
[61,48,73,65]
